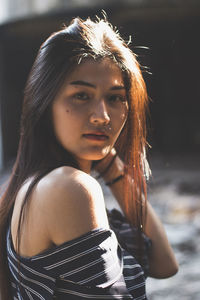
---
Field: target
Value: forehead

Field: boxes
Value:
[65,58,124,86]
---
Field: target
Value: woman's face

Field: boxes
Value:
[52,58,128,171]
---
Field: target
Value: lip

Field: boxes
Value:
[83,132,109,141]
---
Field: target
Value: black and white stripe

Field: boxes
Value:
[7,209,150,299]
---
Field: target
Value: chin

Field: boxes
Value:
[82,149,111,161]
[84,154,107,161]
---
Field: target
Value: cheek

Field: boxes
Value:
[121,111,128,122]
[115,107,128,129]
[119,114,127,133]
[121,104,129,125]
[52,105,73,136]
[110,113,126,140]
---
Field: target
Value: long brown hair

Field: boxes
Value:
[0,16,149,299]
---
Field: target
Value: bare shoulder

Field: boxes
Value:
[36,166,103,204]
[35,166,109,245]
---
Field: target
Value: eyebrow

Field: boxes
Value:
[69,80,125,90]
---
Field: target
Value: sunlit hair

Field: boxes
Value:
[0,16,150,299]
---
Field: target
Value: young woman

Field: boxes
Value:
[0,17,178,299]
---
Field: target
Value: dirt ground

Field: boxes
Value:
[145,154,200,300]
[104,153,200,300]
[1,153,200,299]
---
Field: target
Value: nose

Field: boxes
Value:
[89,99,110,125]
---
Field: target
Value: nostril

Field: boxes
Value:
[90,112,110,125]
[89,98,111,124]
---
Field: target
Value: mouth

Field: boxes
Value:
[83,132,109,141]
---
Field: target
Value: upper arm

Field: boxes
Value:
[37,167,109,245]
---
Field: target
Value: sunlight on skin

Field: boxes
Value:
[52,58,129,173]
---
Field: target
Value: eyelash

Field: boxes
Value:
[108,95,126,103]
[72,92,126,103]
[73,92,89,101]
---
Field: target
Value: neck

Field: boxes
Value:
[76,159,92,174]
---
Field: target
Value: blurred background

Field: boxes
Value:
[0,0,200,299]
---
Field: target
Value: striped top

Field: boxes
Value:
[7,209,151,300]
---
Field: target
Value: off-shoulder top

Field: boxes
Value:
[6,209,151,300]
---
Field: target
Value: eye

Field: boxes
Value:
[108,94,126,103]
[73,92,90,101]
